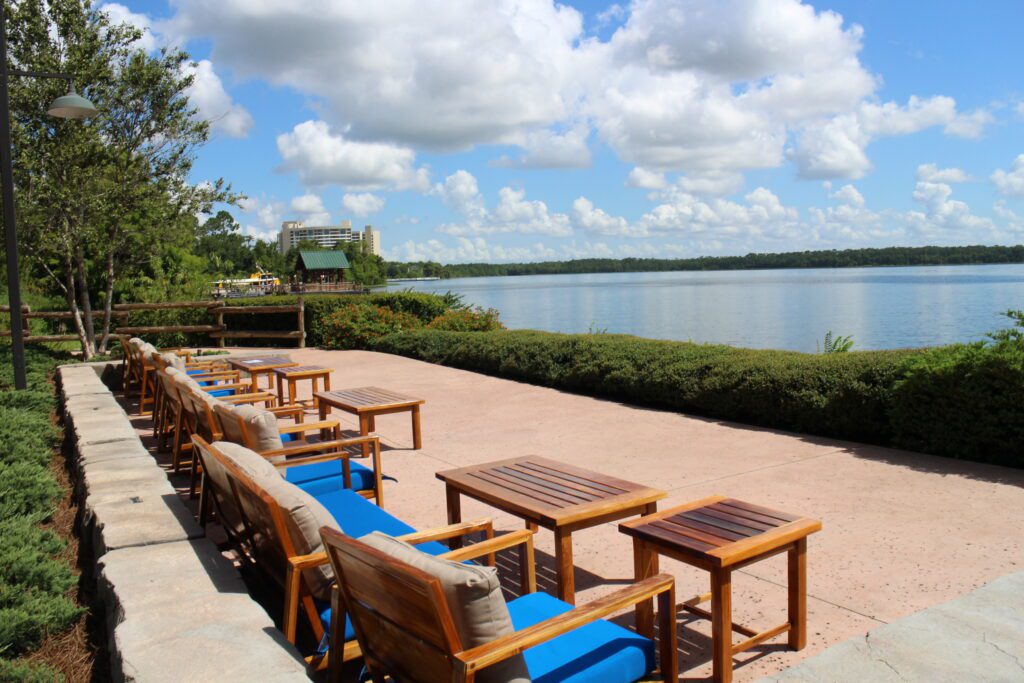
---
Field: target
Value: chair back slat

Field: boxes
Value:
[321,529,463,682]
[192,436,249,544]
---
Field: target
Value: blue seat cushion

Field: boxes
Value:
[316,602,355,654]
[186,369,204,376]
[315,488,449,556]
[508,592,655,683]
[286,459,377,494]
[206,388,236,398]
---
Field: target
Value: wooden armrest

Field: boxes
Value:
[279,420,339,435]
[457,574,675,674]
[260,434,380,459]
[288,551,329,570]
[271,405,306,420]
[439,529,533,562]
[397,519,494,545]
[220,391,276,405]
[190,370,239,380]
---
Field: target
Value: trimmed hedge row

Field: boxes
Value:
[0,346,81,677]
[372,329,1024,468]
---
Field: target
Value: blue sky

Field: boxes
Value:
[106,0,1024,262]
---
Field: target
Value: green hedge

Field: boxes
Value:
[0,345,81,677]
[372,329,1024,468]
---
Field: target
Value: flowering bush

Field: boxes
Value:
[426,307,505,332]
[320,304,423,349]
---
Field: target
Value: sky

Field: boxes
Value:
[102,0,1024,263]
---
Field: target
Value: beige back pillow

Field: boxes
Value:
[212,401,247,444]
[257,473,339,600]
[357,532,530,683]
[231,404,285,455]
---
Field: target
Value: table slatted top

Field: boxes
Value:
[437,456,666,527]
[314,386,423,411]
[227,356,296,370]
[271,364,333,377]
[620,495,821,568]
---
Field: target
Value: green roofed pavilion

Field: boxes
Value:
[297,250,351,270]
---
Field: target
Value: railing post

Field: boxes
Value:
[21,303,29,340]
[297,297,305,348]
[213,301,225,348]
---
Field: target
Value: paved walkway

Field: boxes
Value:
[132,349,1024,681]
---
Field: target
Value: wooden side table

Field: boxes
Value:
[620,495,822,683]
[315,387,425,455]
[227,356,297,393]
[272,364,333,408]
[437,456,666,604]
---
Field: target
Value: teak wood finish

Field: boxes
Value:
[191,436,502,675]
[437,456,667,604]
[320,526,679,683]
[619,495,822,683]
[227,356,299,392]
[272,364,334,409]
[315,386,425,455]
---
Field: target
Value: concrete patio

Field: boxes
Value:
[124,348,1024,681]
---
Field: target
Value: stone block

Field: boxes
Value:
[79,458,173,506]
[76,440,151,467]
[85,489,203,554]
[72,414,139,446]
[65,392,123,413]
[99,540,307,681]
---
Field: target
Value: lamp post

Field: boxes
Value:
[1,3,97,389]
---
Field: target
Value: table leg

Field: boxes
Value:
[288,378,297,407]
[251,371,260,394]
[555,528,575,605]
[324,373,331,392]
[446,487,463,549]
[657,581,679,683]
[277,375,284,406]
[411,405,422,449]
[311,377,320,409]
[633,538,659,638]
[359,414,372,458]
[788,538,807,650]
[711,568,733,683]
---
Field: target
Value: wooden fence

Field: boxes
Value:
[0,299,305,347]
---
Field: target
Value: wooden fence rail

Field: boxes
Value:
[0,299,305,347]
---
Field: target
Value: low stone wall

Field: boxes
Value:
[58,364,309,681]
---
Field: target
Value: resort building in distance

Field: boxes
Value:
[277,220,381,257]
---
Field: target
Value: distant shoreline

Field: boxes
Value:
[385,244,1024,281]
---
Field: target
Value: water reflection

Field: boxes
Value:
[388,264,1024,351]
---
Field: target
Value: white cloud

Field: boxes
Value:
[906,164,993,239]
[168,0,992,184]
[626,167,668,190]
[276,120,430,190]
[571,197,637,236]
[791,96,990,179]
[433,171,572,237]
[289,192,330,225]
[991,155,1024,198]
[677,171,745,196]
[181,60,254,138]
[828,184,865,207]
[238,195,284,241]
[386,237,559,264]
[342,192,385,217]
[99,2,157,52]
[170,0,583,151]
[916,164,970,184]
[1016,103,1024,120]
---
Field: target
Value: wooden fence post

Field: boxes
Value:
[297,297,305,348]
[213,301,225,348]
[22,304,30,339]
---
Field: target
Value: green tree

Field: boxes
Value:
[8,0,235,358]
[197,210,255,277]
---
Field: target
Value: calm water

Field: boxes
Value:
[388,264,1024,352]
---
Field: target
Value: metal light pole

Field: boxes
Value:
[0,2,97,389]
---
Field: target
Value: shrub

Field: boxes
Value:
[891,342,1024,466]
[426,307,505,332]
[0,346,82,664]
[320,304,423,350]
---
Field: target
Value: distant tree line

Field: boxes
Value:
[384,245,1024,280]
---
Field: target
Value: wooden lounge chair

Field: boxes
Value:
[321,529,678,683]
[151,352,253,445]
[213,402,387,506]
[191,437,504,673]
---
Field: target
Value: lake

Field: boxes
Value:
[387,264,1024,352]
